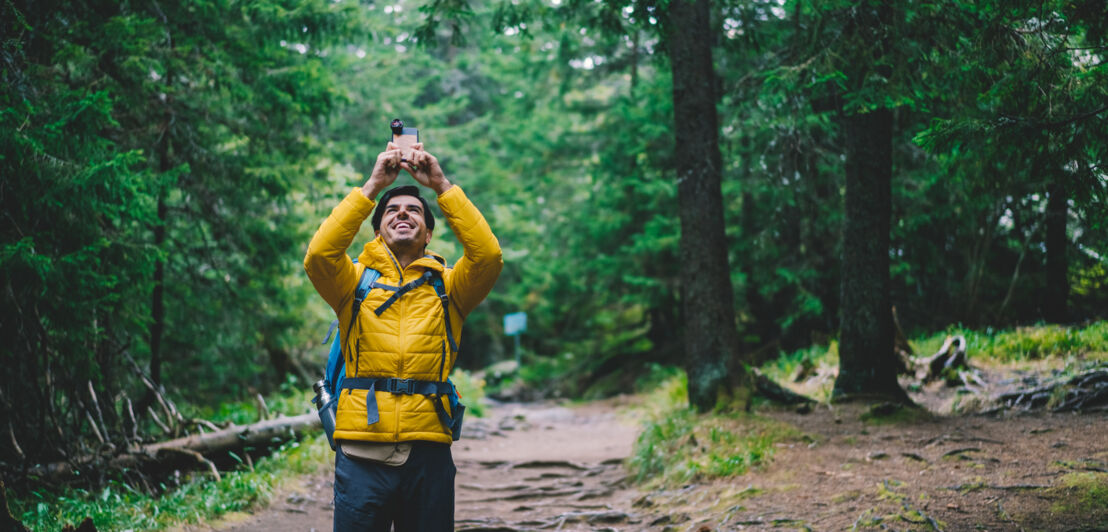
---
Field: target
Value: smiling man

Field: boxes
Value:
[304,142,502,531]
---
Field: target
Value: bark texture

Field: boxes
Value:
[1044,181,1068,322]
[667,0,750,411]
[833,108,908,402]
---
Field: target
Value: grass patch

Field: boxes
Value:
[1048,472,1108,517]
[913,322,1108,364]
[12,435,332,531]
[628,371,803,486]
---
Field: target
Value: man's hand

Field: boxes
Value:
[362,142,404,199]
[401,143,453,195]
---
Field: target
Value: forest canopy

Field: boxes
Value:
[2,0,1106,481]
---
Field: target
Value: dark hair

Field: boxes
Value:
[371,185,435,232]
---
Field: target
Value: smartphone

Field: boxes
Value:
[390,118,419,150]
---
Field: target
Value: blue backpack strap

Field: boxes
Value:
[372,270,434,316]
[428,274,458,354]
[324,262,380,396]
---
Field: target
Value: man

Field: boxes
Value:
[304,141,502,531]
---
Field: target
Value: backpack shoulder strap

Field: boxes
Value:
[429,273,458,355]
[326,262,381,394]
[354,263,380,308]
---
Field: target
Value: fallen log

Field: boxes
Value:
[29,413,320,482]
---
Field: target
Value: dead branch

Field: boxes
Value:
[7,422,24,461]
[255,393,270,421]
[157,448,221,482]
[28,413,320,482]
[147,406,172,436]
[190,418,222,433]
[123,395,139,443]
[125,351,185,433]
[85,411,106,445]
[86,381,111,445]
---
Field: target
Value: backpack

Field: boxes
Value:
[316,261,465,450]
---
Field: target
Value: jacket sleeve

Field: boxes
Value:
[304,188,377,313]
[438,186,503,316]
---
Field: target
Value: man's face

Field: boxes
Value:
[378,195,432,251]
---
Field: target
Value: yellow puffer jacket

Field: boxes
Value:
[304,186,502,444]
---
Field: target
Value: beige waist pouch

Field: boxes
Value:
[340,441,413,467]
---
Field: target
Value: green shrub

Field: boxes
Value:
[450,367,488,418]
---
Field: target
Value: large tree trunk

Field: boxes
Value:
[1044,180,1068,322]
[666,0,750,411]
[832,107,908,402]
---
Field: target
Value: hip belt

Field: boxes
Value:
[341,377,461,438]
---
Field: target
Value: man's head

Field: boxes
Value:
[372,185,435,252]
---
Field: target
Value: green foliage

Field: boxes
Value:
[12,436,332,531]
[1,0,364,469]
[450,368,489,418]
[4,0,1108,507]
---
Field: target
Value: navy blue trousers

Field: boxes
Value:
[333,442,456,532]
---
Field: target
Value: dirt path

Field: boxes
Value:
[192,394,1107,531]
[194,397,646,532]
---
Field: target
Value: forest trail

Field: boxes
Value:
[191,393,1108,531]
[193,397,646,532]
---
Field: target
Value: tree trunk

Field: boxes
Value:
[149,30,174,387]
[1044,180,1068,322]
[150,194,166,385]
[833,107,908,402]
[666,0,750,411]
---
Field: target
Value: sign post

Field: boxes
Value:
[503,312,527,365]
